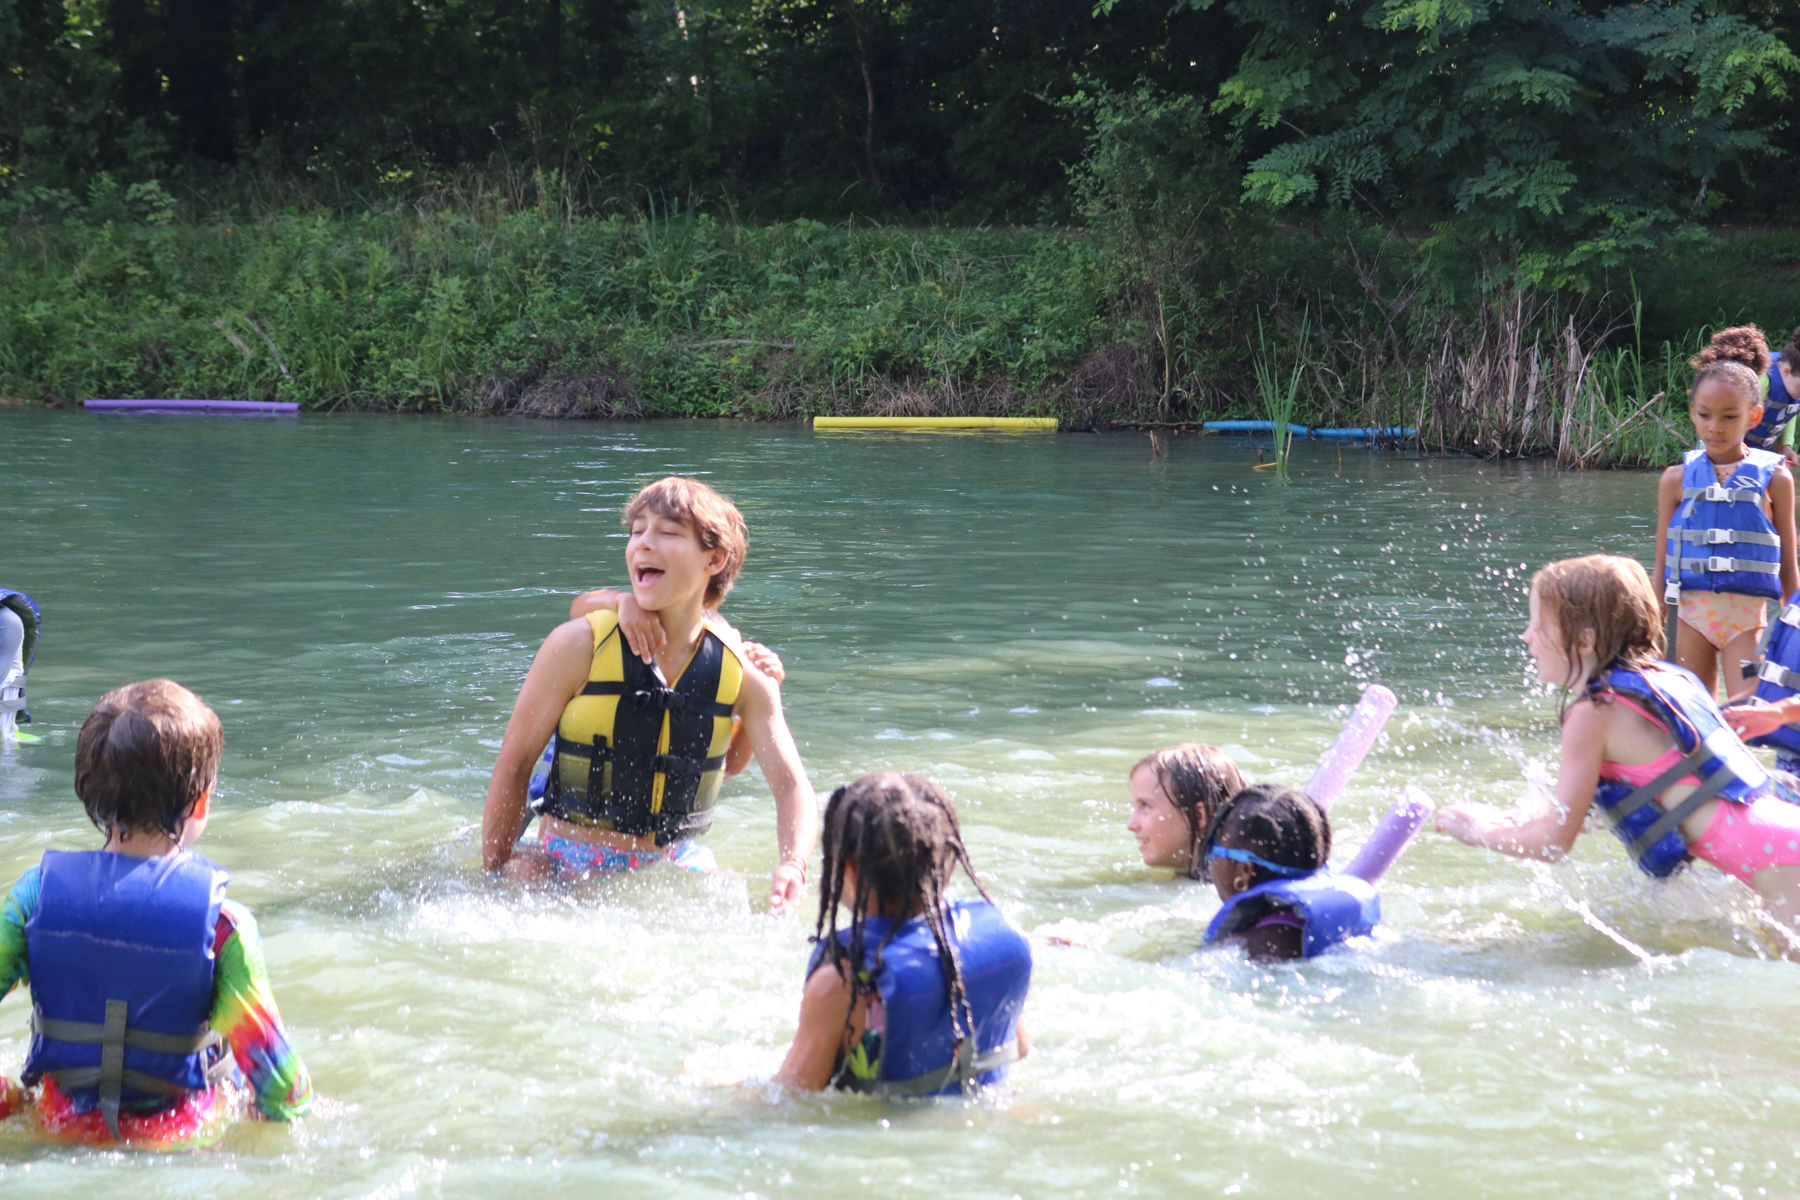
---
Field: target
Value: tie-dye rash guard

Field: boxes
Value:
[0,865,312,1121]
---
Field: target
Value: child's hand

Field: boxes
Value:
[1434,804,1497,846]
[617,594,665,664]
[1726,697,1789,740]
[768,859,807,915]
[742,641,785,683]
[1785,446,1798,471]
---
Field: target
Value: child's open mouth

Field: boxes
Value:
[634,566,665,587]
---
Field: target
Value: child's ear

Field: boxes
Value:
[706,546,728,578]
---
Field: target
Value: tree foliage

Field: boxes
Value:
[1166,0,1799,282]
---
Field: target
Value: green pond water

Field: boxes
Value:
[0,411,1795,1198]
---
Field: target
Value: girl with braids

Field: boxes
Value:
[1126,743,1246,877]
[1202,785,1379,961]
[1654,333,1799,694]
[1437,556,1800,951]
[772,773,1032,1096]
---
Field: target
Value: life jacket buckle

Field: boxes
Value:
[1704,528,1736,545]
[1664,582,1681,604]
[1706,556,1736,573]
[1701,485,1734,503]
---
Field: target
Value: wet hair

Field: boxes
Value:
[1689,326,1768,411]
[1531,555,1662,698]
[1204,784,1331,889]
[813,772,990,1059]
[1131,743,1245,878]
[621,477,748,607]
[74,679,222,839]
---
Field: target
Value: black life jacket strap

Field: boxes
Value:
[619,686,734,719]
[843,1037,1020,1099]
[652,752,727,778]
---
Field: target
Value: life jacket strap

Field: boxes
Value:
[846,1037,1021,1099]
[31,1003,230,1138]
[1627,764,1738,861]
[621,687,734,719]
[1673,528,1781,548]
[1760,660,1800,692]
[1603,750,1709,826]
[1675,555,1780,575]
[651,752,726,779]
[1681,485,1765,504]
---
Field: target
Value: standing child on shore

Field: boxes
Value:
[1436,556,1800,948]
[0,680,311,1144]
[772,773,1031,1096]
[1654,337,1799,695]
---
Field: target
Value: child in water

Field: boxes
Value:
[1202,784,1378,961]
[1436,555,1800,944]
[1126,743,1246,876]
[1655,328,1800,694]
[483,477,817,912]
[773,773,1032,1096]
[0,680,312,1144]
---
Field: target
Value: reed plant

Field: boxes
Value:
[1249,310,1309,473]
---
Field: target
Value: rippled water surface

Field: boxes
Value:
[2,411,1796,1198]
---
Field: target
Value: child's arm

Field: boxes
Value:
[1771,466,1799,602]
[1436,699,1605,859]
[570,589,786,681]
[482,618,597,872]
[734,666,819,914]
[0,868,35,1005]
[771,961,858,1091]
[211,902,313,1121]
[1653,465,1682,591]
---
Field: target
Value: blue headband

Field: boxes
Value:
[1207,845,1312,878]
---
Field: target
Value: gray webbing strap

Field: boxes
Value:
[1664,581,1682,663]
[1628,765,1738,860]
[1674,528,1781,547]
[42,1066,193,1095]
[1681,485,1764,504]
[1760,661,1800,692]
[848,1038,1021,1099]
[1604,751,1709,825]
[33,1008,218,1057]
[1676,556,1780,575]
[99,999,126,1141]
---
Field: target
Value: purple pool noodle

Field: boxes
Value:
[1343,787,1432,883]
[84,399,299,414]
[1304,684,1398,813]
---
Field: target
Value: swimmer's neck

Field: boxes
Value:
[1703,444,1748,465]
[103,828,185,858]
[639,591,709,665]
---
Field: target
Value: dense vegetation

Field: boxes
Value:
[3,1,1799,463]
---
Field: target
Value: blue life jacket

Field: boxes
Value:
[1589,662,1768,878]
[1664,447,1785,601]
[1204,869,1380,958]
[1749,591,1800,758]
[1747,352,1799,450]
[809,900,1031,1098]
[22,850,233,1139]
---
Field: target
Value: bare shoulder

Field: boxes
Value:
[1658,464,1685,489]
[734,656,782,711]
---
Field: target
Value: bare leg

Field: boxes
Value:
[1751,865,1800,960]
[1720,627,1764,698]
[1675,619,1720,694]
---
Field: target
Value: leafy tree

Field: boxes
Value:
[1147,0,1799,284]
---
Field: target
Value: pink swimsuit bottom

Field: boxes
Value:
[1599,695,1800,883]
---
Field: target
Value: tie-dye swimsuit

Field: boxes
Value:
[0,866,313,1144]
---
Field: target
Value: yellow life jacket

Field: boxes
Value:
[535,610,746,845]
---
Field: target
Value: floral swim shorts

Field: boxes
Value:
[540,833,718,877]
[1678,590,1768,652]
